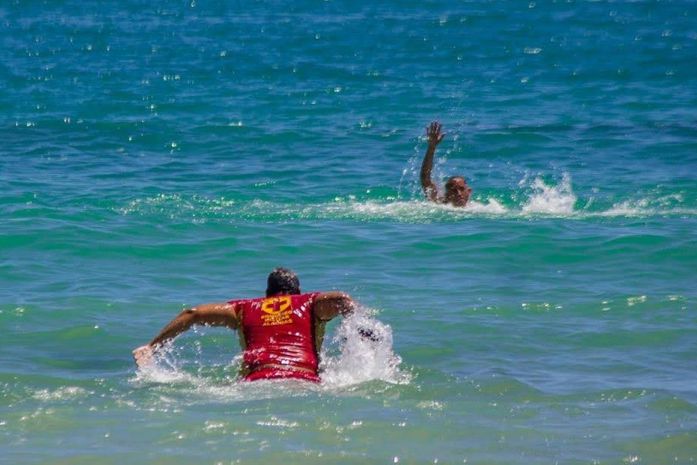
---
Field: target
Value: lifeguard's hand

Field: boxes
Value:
[133,344,155,368]
[358,327,381,343]
[426,121,445,147]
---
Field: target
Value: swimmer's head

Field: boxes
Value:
[266,267,301,296]
[444,176,471,207]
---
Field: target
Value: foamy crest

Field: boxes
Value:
[118,174,695,222]
[326,198,509,220]
[324,199,438,220]
[521,174,577,214]
[465,198,507,214]
[602,199,650,217]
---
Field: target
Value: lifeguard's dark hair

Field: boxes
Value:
[266,267,301,296]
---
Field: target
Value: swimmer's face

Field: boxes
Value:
[445,177,471,207]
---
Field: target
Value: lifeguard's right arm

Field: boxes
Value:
[132,302,238,367]
[420,121,445,202]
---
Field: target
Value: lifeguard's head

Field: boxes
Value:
[444,176,472,207]
[266,267,301,296]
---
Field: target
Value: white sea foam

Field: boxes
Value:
[464,198,508,214]
[319,307,410,388]
[521,174,577,215]
[119,174,695,221]
[133,346,201,386]
[602,199,650,217]
[323,198,508,220]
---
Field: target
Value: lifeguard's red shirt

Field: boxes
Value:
[230,292,320,380]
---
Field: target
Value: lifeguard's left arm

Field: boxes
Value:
[133,302,238,367]
[312,291,354,321]
[312,292,380,342]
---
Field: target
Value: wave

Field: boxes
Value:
[117,175,697,222]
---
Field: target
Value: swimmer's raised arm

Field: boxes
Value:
[420,121,445,202]
[133,302,238,367]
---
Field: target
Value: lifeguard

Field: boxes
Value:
[133,268,355,382]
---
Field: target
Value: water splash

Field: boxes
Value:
[521,174,577,214]
[319,307,410,388]
[133,344,203,386]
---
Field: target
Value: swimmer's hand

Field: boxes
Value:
[426,121,445,147]
[133,344,155,368]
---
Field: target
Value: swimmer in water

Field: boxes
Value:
[420,121,471,207]
[133,267,361,382]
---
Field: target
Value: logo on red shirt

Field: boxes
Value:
[260,296,292,326]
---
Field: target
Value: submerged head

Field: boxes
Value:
[444,176,472,207]
[266,267,301,296]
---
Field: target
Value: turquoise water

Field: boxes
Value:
[2,1,696,463]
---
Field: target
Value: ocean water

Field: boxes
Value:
[1,0,696,463]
